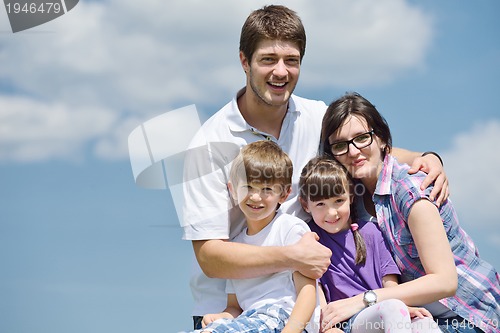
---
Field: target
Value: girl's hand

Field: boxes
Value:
[407,306,433,319]
[320,297,363,332]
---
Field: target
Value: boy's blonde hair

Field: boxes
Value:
[229,140,293,195]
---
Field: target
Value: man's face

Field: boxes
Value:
[241,39,301,108]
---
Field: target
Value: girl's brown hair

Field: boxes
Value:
[299,156,367,265]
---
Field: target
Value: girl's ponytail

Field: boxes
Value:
[352,225,367,265]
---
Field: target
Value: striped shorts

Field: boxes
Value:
[190,303,292,333]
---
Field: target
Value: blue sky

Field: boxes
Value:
[1,1,499,332]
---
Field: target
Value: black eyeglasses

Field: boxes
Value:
[329,130,374,156]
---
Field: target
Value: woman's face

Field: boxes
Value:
[328,115,384,182]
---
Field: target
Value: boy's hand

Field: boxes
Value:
[201,312,234,327]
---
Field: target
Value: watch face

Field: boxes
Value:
[364,290,377,303]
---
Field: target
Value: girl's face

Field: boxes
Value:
[328,115,384,183]
[303,193,352,234]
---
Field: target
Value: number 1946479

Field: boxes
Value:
[5,2,62,14]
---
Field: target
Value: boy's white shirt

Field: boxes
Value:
[226,211,320,332]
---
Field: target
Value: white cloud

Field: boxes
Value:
[299,0,433,86]
[0,95,117,162]
[442,120,500,238]
[0,0,434,162]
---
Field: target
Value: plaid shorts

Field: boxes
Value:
[192,303,291,333]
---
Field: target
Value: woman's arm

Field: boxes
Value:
[192,232,332,279]
[382,274,434,319]
[374,199,457,305]
[391,148,449,205]
[401,199,458,300]
[282,272,317,333]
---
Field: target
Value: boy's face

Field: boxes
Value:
[240,39,301,108]
[303,193,352,234]
[231,181,288,225]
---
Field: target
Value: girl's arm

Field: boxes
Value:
[382,274,399,288]
[282,272,317,333]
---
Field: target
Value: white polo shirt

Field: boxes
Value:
[182,88,327,316]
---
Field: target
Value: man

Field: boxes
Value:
[182,5,447,329]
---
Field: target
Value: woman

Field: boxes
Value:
[319,92,499,333]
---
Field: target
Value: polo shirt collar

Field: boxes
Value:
[226,87,301,134]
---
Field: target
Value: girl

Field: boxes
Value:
[319,92,499,333]
[299,156,440,333]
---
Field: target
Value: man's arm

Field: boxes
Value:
[391,147,448,206]
[192,232,331,279]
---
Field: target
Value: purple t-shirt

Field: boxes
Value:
[308,220,400,303]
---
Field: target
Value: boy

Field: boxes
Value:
[191,140,317,333]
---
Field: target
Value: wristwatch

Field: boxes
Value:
[363,290,377,307]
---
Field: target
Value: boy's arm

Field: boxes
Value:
[317,285,344,333]
[202,294,242,328]
[391,147,448,206]
[223,293,243,319]
[282,271,317,333]
[192,233,331,280]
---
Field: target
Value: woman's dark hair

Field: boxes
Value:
[320,92,392,159]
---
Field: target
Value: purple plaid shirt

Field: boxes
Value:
[371,155,499,333]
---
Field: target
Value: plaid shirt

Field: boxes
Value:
[372,155,500,333]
